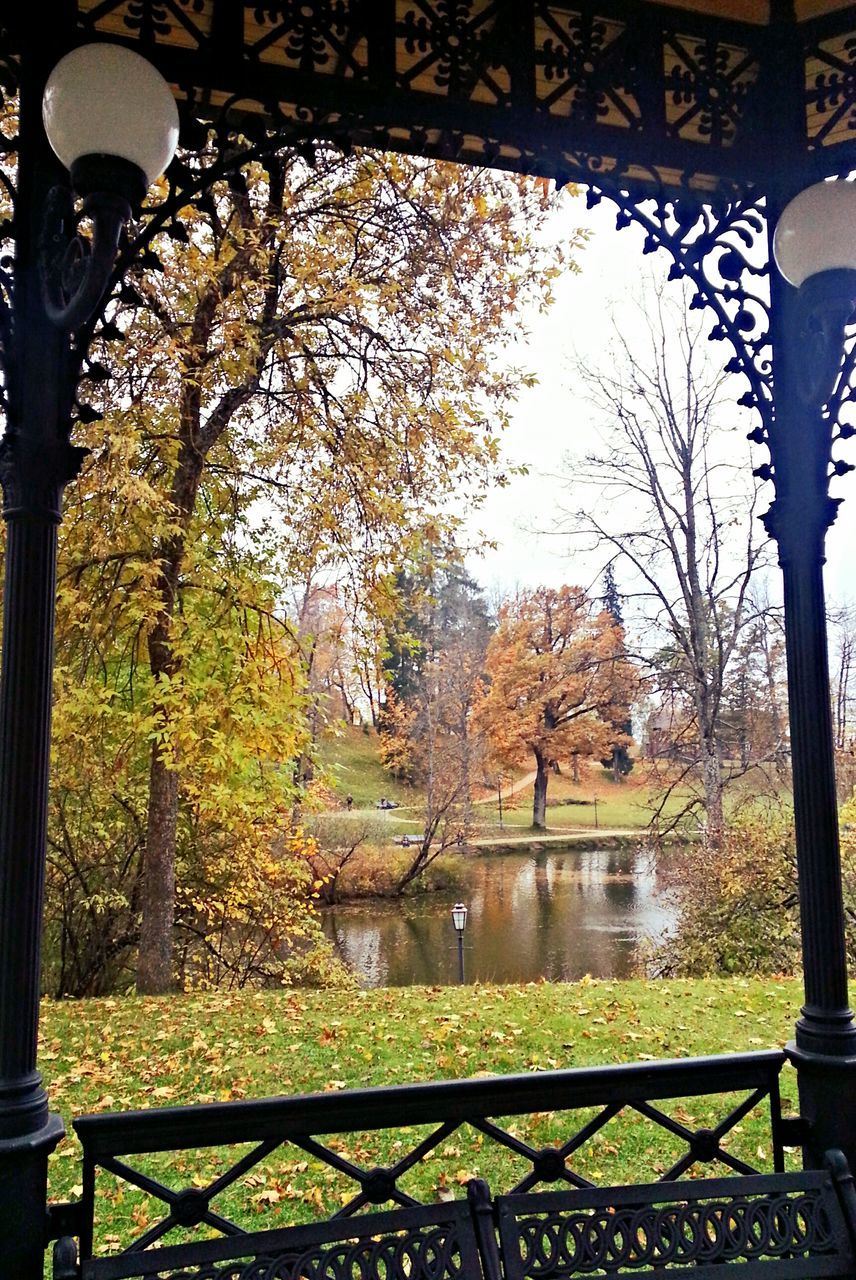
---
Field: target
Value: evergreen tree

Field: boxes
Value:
[600,566,635,779]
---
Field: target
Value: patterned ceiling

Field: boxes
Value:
[5,2,856,198]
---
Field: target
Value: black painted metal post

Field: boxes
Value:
[765,261,856,1167]
[456,930,465,985]
[0,26,82,1276]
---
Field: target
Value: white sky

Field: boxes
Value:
[466,189,856,613]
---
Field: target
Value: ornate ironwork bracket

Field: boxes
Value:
[39,165,142,332]
[587,181,856,538]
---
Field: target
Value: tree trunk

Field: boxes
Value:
[532,747,549,829]
[136,551,184,993]
[137,742,179,992]
[700,735,724,847]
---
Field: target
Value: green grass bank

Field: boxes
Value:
[316,726,779,840]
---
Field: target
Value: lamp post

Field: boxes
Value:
[766,180,856,1165]
[40,43,179,329]
[451,902,467,984]
[0,38,177,1275]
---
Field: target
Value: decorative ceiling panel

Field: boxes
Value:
[4,0,850,198]
[246,3,370,78]
[805,24,856,148]
[395,0,512,104]
[77,0,212,48]
[664,32,760,148]
[534,9,639,129]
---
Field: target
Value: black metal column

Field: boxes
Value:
[766,261,856,1167]
[0,18,81,1275]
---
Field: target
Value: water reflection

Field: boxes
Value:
[321,846,674,987]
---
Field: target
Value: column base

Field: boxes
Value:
[0,1110,64,1278]
[0,1072,54,1139]
[794,1002,856,1058]
[786,1039,856,1170]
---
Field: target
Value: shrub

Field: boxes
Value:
[650,811,801,977]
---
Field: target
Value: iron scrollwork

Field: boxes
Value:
[0,34,18,424]
[586,183,772,418]
[150,1223,470,1280]
[39,157,147,332]
[589,179,856,536]
[509,1189,835,1274]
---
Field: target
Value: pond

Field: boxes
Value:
[320,845,675,987]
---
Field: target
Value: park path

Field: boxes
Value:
[470,769,537,805]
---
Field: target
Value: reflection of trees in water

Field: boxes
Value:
[328,919,386,987]
[397,914,440,985]
[322,849,675,987]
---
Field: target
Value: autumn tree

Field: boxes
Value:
[476,586,639,829]
[304,815,385,906]
[377,687,418,782]
[67,150,569,992]
[650,810,801,977]
[653,801,856,979]
[48,462,324,995]
[561,287,770,842]
[380,559,493,794]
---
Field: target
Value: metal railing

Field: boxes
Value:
[49,1048,791,1264]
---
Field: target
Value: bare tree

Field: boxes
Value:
[828,604,856,798]
[305,815,383,905]
[830,604,856,751]
[559,286,772,842]
[393,643,486,893]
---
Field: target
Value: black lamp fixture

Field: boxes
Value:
[774,180,856,283]
[451,902,467,984]
[39,42,179,330]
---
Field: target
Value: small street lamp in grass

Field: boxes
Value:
[451,902,468,984]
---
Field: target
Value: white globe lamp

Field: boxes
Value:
[39,43,180,328]
[774,180,856,288]
[42,43,179,197]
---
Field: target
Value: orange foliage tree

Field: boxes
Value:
[475,587,640,828]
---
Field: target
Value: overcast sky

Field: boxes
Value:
[466,189,856,616]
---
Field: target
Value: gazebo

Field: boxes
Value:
[2,3,856,1276]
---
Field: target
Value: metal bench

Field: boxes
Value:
[55,1198,486,1280]
[470,1150,856,1279]
[54,1151,856,1279]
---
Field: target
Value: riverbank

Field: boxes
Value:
[42,975,807,1230]
[471,828,643,853]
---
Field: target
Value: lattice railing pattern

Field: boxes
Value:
[63,1050,789,1262]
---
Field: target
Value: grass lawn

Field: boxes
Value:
[316,725,420,811]
[318,728,697,834]
[473,772,695,833]
[42,977,808,1249]
[477,788,676,833]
